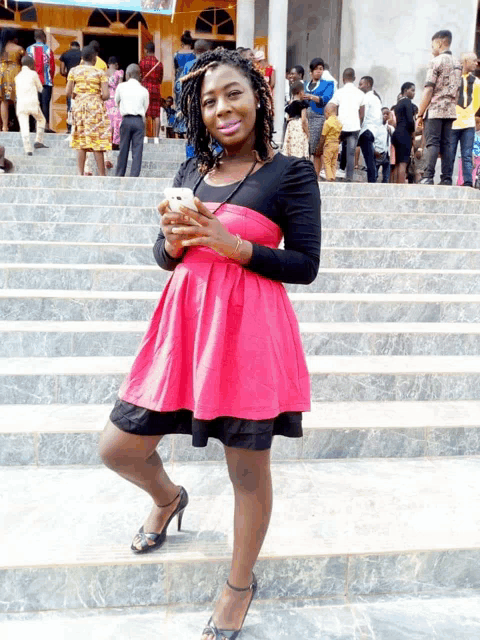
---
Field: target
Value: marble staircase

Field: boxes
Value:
[2,133,480,638]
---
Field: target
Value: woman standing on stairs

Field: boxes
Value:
[99,48,321,640]
[0,28,24,132]
[66,45,111,176]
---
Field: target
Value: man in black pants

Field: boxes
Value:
[115,64,149,177]
[416,30,461,185]
[358,76,383,183]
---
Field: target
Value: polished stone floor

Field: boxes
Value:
[1,593,480,639]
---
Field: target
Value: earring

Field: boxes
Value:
[257,103,261,108]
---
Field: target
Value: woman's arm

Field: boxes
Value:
[101,80,109,101]
[301,108,309,137]
[66,78,74,99]
[244,159,321,285]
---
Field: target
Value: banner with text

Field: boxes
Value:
[32,0,177,15]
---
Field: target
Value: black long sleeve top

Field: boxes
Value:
[153,153,321,286]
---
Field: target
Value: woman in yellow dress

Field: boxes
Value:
[66,45,111,176]
[0,29,25,132]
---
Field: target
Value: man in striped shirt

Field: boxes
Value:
[27,30,56,132]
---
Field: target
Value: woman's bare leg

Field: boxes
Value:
[154,117,160,138]
[98,420,181,548]
[94,151,106,176]
[396,162,407,184]
[201,446,272,638]
[77,150,87,175]
[313,153,323,176]
[0,101,9,131]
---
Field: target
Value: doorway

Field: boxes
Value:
[83,34,138,73]
[12,28,35,51]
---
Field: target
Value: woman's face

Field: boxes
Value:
[406,85,416,100]
[311,65,324,81]
[200,64,257,150]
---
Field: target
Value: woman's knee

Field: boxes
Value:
[225,448,271,493]
[97,420,157,469]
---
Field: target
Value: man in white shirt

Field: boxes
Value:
[14,56,48,156]
[330,68,365,181]
[115,64,149,177]
[358,75,383,183]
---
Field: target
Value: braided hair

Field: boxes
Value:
[179,47,275,174]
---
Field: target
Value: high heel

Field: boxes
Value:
[201,573,257,640]
[131,486,188,554]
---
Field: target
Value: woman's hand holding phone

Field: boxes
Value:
[158,196,242,259]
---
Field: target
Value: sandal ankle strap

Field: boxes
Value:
[156,488,182,509]
[226,576,254,592]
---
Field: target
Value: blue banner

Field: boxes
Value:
[34,0,176,15]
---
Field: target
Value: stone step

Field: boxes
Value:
[2,241,479,270]
[7,165,178,178]
[7,154,180,169]
[4,320,480,358]
[2,221,479,249]
[2,354,480,404]
[2,593,480,639]
[0,181,478,212]
[1,203,478,232]
[2,400,480,465]
[3,264,480,294]
[1,458,480,613]
[0,131,186,145]
[3,290,479,323]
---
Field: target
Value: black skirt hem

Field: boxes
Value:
[109,398,303,451]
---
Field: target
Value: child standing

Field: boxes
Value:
[14,55,48,156]
[282,80,309,159]
[457,116,480,187]
[317,102,342,181]
[164,96,175,139]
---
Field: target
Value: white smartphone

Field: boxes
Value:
[164,187,202,226]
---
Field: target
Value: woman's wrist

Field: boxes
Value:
[165,240,185,260]
[219,234,253,265]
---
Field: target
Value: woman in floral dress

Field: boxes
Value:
[66,45,111,176]
[106,57,124,149]
[0,29,24,132]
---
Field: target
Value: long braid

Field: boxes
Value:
[179,48,276,174]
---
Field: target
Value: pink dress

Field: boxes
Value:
[118,204,310,419]
[110,154,321,450]
[105,69,123,145]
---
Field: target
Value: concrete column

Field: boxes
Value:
[236,0,255,49]
[268,0,288,145]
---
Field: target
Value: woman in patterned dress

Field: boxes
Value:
[0,29,24,132]
[140,42,163,141]
[105,57,124,149]
[173,30,195,138]
[66,45,111,176]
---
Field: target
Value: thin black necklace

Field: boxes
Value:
[193,156,258,216]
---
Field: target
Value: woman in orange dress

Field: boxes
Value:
[0,29,25,132]
[66,45,111,176]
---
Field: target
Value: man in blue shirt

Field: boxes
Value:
[303,57,334,175]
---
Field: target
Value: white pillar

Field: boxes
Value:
[236,0,255,50]
[268,0,288,145]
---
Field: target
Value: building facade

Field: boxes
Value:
[254,0,479,109]
[1,0,478,132]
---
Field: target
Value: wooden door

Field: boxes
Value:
[138,23,153,60]
[46,28,83,133]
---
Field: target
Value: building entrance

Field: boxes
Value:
[83,34,139,72]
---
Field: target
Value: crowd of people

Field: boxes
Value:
[0,26,479,186]
[281,30,480,188]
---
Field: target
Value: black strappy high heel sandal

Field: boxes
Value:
[201,572,257,640]
[131,486,188,554]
